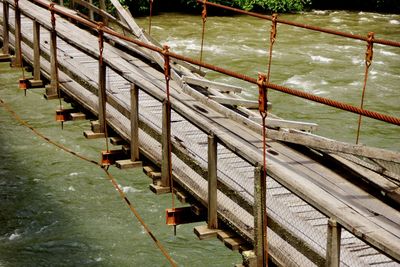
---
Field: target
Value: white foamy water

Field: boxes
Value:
[310,55,333,63]
[389,20,400,25]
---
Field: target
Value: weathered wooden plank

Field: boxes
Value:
[210,96,259,109]
[183,76,243,93]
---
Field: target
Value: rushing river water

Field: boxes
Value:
[137,10,400,150]
[0,10,399,267]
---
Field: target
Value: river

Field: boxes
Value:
[0,10,399,267]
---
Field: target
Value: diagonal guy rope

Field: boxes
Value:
[0,97,177,267]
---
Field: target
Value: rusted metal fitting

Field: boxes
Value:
[166,207,203,226]
[49,3,56,29]
[271,13,278,43]
[14,0,19,9]
[18,78,29,90]
[101,149,125,166]
[55,108,76,122]
[202,0,207,23]
[257,73,268,114]
[365,32,374,67]
[162,45,171,81]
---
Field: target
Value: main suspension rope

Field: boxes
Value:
[196,0,400,48]
[0,97,177,267]
[356,32,374,145]
[148,0,153,35]
[199,0,207,70]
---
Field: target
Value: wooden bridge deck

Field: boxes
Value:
[1,0,400,266]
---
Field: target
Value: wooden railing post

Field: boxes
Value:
[208,132,218,229]
[98,48,106,133]
[326,218,341,267]
[46,4,59,98]
[88,0,94,20]
[2,1,10,55]
[130,84,140,161]
[161,99,171,189]
[99,0,108,25]
[254,166,268,267]
[32,20,41,82]
[13,0,22,67]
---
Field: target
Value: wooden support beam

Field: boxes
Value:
[110,136,124,145]
[194,224,221,240]
[99,0,108,25]
[69,112,86,121]
[183,76,243,93]
[2,1,10,55]
[88,0,94,20]
[326,218,342,267]
[161,99,171,189]
[130,84,140,161]
[46,23,59,97]
[254,166,268,267]
[208,132,218,229]
[13,0,22,67]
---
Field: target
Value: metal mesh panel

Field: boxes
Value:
[340,229,399,267]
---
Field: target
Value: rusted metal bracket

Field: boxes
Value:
[166,206,204,226]
[55,108,75,122]
[101,149,125,166]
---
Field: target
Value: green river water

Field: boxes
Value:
[0,10,399,267]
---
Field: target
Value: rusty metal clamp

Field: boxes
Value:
[49,3,56,29]
[365,32,374,67]
[14,0,19,10]
[163,45,171,82]
[258,73,268,116]
[162,45,171,101]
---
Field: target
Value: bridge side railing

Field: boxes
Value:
[1,0,400,266]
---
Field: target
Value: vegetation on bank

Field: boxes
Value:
[125,0,400,15]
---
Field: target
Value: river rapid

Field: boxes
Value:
[0,10,399,267]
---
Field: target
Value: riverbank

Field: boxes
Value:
[128,0,400,16]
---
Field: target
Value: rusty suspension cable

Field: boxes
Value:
[257,73,269,266]
[0,97,177,267]
[148,0,153,35]
[195,0,400,48]
[163,45,176,234]
[199,0,207,69]
[23,0,400,127]
[356,32,374,144]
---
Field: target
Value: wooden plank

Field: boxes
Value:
[183,76,242,93]
[249,117,318,132]
[209,96,259,109]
